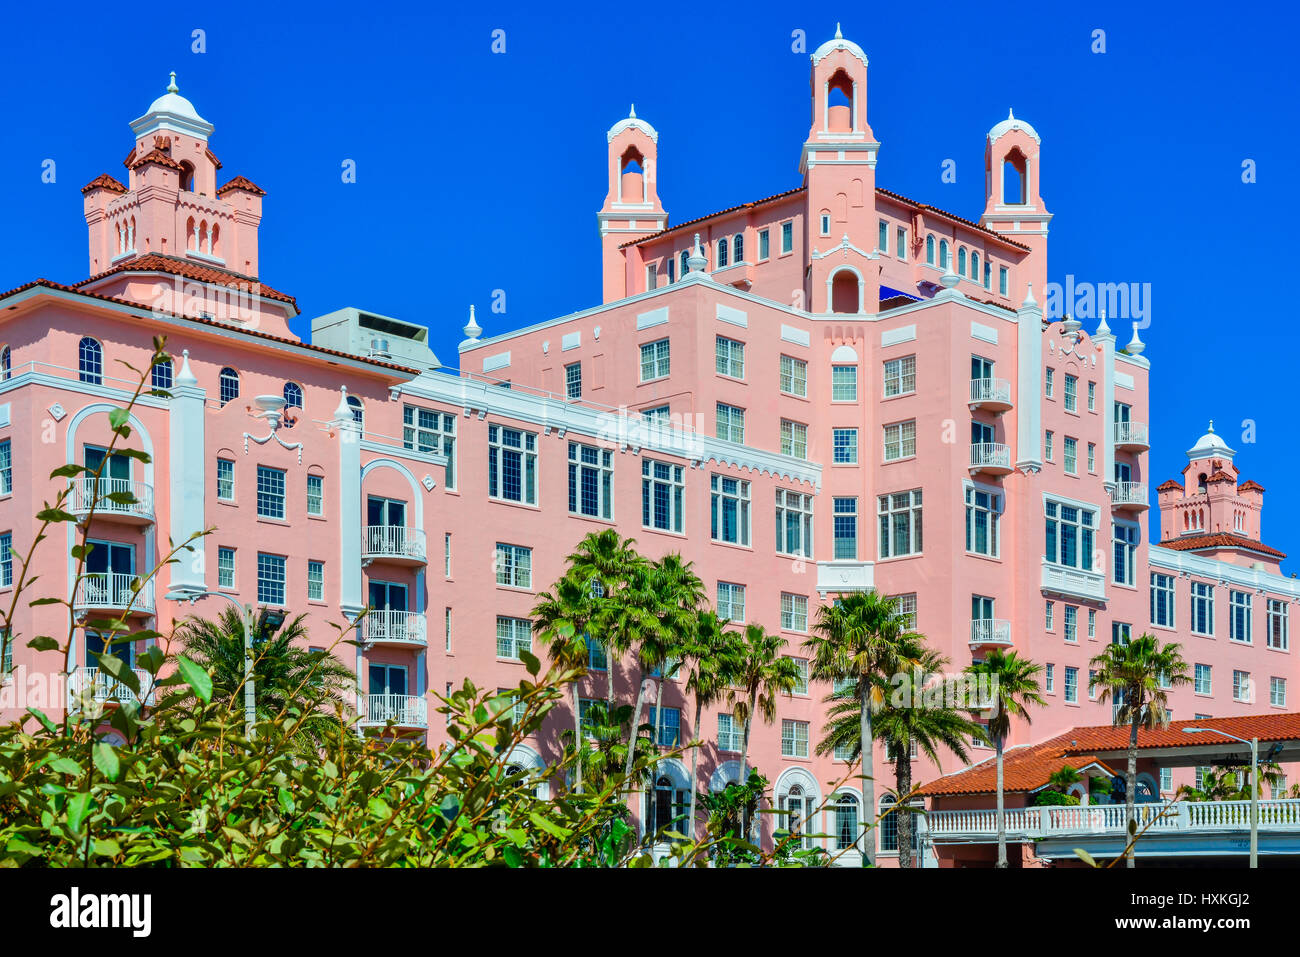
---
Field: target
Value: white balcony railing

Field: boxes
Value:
[969,442,1012,472]
[969,619,1012,646]
[1114,421,1149,448]
[69,478,155,523]
[73,665,151,703]
[1041,560,1107,603]
[363,610,428,647]
[362,526,427,564]
[969,377,1012,409]
[362,693,427,728]
[74,574,155,615]
[1111,481,1149,508]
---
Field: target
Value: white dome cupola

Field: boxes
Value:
[130,72,214,141]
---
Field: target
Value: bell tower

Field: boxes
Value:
[598,106,666,302]
[801,26,880,314]
[982,110,1051,297]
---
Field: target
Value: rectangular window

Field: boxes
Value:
[444,533,451,577]
[1271,676,1287,707]
[710,474,751,545]
[775,489,814,558]
[1230,590,1252,643]
[882,356,915,397]
[256,466,285,519]
[883,420,916,461]
[1088,381,1097,411]
[1195,663,1212,695]
[256,553,286,606]
[758,229,770,260]
[715,403,746,444]
[216,458,234,501]
[1151,573,1175,627]
[307,560,324,601]
[1267,598,1289,650]
[1044,500,1096,571]
[306,474,324,516]
[1087,442,1096,473]
[1044,368,1055,399]
[1160,768,1173,793]
[642,459,685,533]
[715,336,745,378]
[718,713,741,752]
[1088,609,1097,639]
[1064,605,1078,643]
[1089,670,1099,700]
[496,616,532,660]
[779,355,807,397]
[780,419,808,459]
[1045,663,1055,693]
[999,266,1009,296]
[640,338,670,381]
[1233,670,1251,702]
[832,364,860,401]
[445,607,452,651]
[781,221,793,254]
[896,226,906,259]
[567,442,614,520]
[832,428,858,464]
[1191,582,1215,636]
[488,424,538,505]
[820,213,830,235]
[1064,374,1078,412]
[781,719,809,758]
[1064,666,1078,703]
[1045,601,1055,630]
[1113,522,1138,585]
[878,489,923,558]
[781,593,809,633]
[1044,430,1054,460]
[965,485,1001,557]
[0,440,10,495]
[892,593,918,630]
[788,656,809,695]
[584,634,607,670]
[833,496,858,560]
[717,582,746,623]
[1064,436,1078,474]
[878,220,888,251]
[217,546,235,589]
[1113,622,1132,645]
[403,406,457,487]
[565,362,582,399]
[495,543,532,589]
[646,706,681,747]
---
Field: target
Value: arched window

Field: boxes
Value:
[680,250,689,276]
[778,782,815,849]
[619,146,645,204]
[879,795,921,853]
[716,238,729,268]
[1002,149,1027,204]
[347,395,364,427]
[938,240,950,270]
[179,161,195,193]
[0,345,9,381]
[957,246,967,277]
[925,235,935,265]
[645,775,688,838]
[826,69,854,132]
[210,223,219,256]
[186,216,196,251]
[151,358,173,392]
[831,270,860,314]
[79,337,103,385]
[984,261,992,289]
[219,367,240,406]
[971,252,981,283]
[833,793,860,850]
[733,233,744,263]
[283,382,303,409]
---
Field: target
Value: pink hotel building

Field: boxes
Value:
[1,31,1297,865]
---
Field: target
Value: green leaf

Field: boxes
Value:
[49,463,89,479]
[26,707,57,733]
[528,812,572,840]
[96,654,140,694]
[137,645,166,675]
[35,507,78,523]
[26,635,59,650]
[175,655,212,703]
[67,792,93,833]
[1074,848,1098,868]
[519,650,541,677]
[48,757,81,775]
[93,742,121,781]
[107,408,130,430]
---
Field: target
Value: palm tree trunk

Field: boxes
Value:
[995,737,1007,868]
[737,691,755,846]
[572,684,583,795]
[653,674,665,751]
[1126,717,1138,869]
[623,675,649,815]
[606,645,615,704]
[860,682,875,867]
[897,752,913,869]
[689,694,703,842]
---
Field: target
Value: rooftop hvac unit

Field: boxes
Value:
[369,338,391,358]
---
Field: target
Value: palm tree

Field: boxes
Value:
[683,609,741,840]
[1090,633,1190,867]
[1176,764,1285,802]
[174,608,355,749]
[964,648,1045,869]
[818,645,981,868]
[559,698,657,796]
[728,623,799,847]
[804,591,920,867]
[563,529,647,704]
[531,570,596,794]
[1048,765,1082,794]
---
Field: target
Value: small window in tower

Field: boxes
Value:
[1002,148,1028,205]
[1199,473,1208,491]
[826,70,854,132]
[179,161,195,193]
[820,212,831,236]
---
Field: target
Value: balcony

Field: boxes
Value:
[69,478,155,525]
[1111,481,1149,512]
[969,442,1013,476]
[73,574,155,617]
[969,619,1012,648]
[362,526,427,567]
[1114,421,1149,452]
[815,560,875,597]
[73,665,151,704]
[361,693,427,729]
[363,610,428,648]
[1040,561,1107,603]
[968,377,1013,413]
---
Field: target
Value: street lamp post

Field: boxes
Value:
[166,587,265,738]
[1183,727,1259,868]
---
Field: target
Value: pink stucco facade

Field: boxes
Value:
[1,31,1296,866]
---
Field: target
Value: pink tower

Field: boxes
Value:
[981,109,1051,297]
[598,106,666,301]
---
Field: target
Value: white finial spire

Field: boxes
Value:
[462,304,482,342]
[333,385,351,422]
[1008,107,1015,120]
[1126,321,1145,356]
[1208,419,1215,433]
[1096,306,1111,337]
[835,22,842,39]
[167,71,179,93]
[686,233,707,273]
[1021,283,1037,309]
[176,348,197,387]
[629,103,636,118]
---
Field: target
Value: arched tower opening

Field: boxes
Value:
[619,146,646,204]
[826,69,854,132]
[1002,147,1028,205]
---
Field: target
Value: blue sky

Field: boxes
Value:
[0,1,1295,552]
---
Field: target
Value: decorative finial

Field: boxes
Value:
[167,71,179,94]
[835,22,842,39]
[686,233,707,273]
[629,103,636,118]
[462,304,482,342]
[1209,419,1215,433]
[176,348,197,387]
[1008,107,1015,120]
[1126,321,1145,356]
[1021,283,1037,309]
[333,385,351,422]
[1096,306,1111,337]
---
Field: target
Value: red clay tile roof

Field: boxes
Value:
[1206,470,1236,484]
[1156,479,1183,492]
[76,254,297,307]
[1157,533,1286,560]
[205,148,222,171]
[82,174,128,195]
[131,149,183,172]
[875,186,1031,251]
[618,187,806,249]
[920,735,1112,796]
[1238,480,1265,493]
[0,278,419,377]
[123,148,136,169]
[217,175,265,197]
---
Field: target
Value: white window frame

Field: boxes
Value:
[883,420,916,461]
[779,355,807,397]
[882,356,915,398]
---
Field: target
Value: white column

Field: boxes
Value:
[1015,287,1043,471]
[1099,327,1117,490]
[167,350,207,592]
